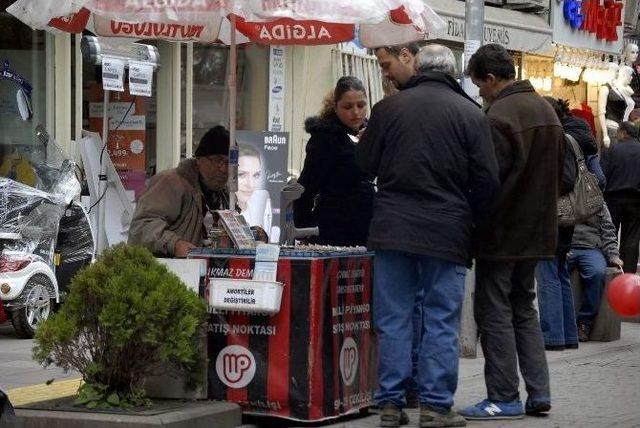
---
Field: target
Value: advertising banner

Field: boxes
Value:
[235,131,289,244]
[268,46,286,133]
[196,251,376,421]
[235,16,354,45]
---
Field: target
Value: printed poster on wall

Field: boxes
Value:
[268,46,285,132]
[235,131,289,244]
[88,83,148,198]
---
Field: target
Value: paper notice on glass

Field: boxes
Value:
[102,56,125,92]
[129,61,154,97]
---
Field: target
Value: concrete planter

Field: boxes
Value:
[8,398,241,428]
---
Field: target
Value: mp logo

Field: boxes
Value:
[339,337,359,386]
[215,345,256,388]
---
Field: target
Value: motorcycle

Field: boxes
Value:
[0,126,95,338]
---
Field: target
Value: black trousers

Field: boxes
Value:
[605,196,640,273]
[475,260,550,402]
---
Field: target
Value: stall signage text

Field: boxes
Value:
[236,16,354,45]
[563,0,623,41]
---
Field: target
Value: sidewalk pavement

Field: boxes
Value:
[312,321,640,428]
[4,323,640,427]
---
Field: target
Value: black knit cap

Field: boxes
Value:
[195,125,230,157]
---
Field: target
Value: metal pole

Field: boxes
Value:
[97,89,110,254]
[462,0,485,101]
[459,0,485,358]
[228,14,238,210]
[186,42,194,158]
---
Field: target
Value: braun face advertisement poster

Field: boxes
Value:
[235,131,289,243]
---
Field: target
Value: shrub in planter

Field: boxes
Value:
[33,244,207,409]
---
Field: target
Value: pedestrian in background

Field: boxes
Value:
[601,121,640,273]
[461,44,563,420]
[294,76,374,247]
[358,44,499,428]
[535,97,597,351]
[569,204,622,341]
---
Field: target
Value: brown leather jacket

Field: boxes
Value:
[476,80,564,261]
[128,158,208,256]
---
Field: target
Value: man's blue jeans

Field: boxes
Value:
[405,289,424,396]
[567,248,607,325]
[535,257,578,346]
[373,250,466,410]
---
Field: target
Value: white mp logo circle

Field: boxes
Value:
[216,345,256,388]
[339,337,359,386]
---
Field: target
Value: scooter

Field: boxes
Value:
[0,127,95,338]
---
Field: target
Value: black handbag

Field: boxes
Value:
[557,134,604,227]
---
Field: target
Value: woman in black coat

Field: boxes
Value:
[293,76,374,247]
[536,97,598,350]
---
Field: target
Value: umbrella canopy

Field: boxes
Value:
[6,0,446,213]
[7,0,445,47]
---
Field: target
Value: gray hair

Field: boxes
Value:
[415,44,457,76]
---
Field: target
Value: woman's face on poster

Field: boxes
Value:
[237,154,262,205]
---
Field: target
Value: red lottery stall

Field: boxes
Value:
[189,247,376,422]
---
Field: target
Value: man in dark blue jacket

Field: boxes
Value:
[357,44,500,428]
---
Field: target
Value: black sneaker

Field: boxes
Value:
[578,322,591,342]
[380,403,410,427]
[545,344,565,351]
[525,397,551,416]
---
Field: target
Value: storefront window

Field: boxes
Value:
[81,40,158,198]
[0,3,48,170]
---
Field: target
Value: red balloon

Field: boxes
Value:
[606,274,640,318]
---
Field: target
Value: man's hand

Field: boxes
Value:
[174,239,197,258]
[609,255,624,270]
[250,226,269,243]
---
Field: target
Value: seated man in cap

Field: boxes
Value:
[129,126,232,257]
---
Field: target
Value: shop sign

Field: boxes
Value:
[441,17,552,53]
[562,0,623,41]
[552,0,624,53]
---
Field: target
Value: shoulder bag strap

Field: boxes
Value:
[565,133,586,170]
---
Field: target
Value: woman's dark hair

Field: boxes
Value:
[319,76,366,119]
[543,97,571,120]
[466,44,516,80]
[619,121,640,139]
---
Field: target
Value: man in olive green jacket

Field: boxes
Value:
[128,126,230,257]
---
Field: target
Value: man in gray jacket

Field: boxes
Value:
[568,205,623,341]
[128,126,230,257]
